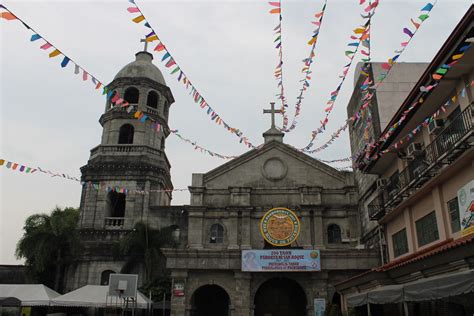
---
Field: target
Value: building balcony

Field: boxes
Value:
[368,192,386,221]
[104,217,125,229]
[90,145,162,158]
[369,103,473,220]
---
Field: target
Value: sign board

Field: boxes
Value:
[260,207,300,246]
[242,249,321,272]
[314,298,326,316]
[173,280,185,297]
[108,274,138,297]
[458,180,474,236]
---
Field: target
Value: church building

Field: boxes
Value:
[66,49,380,316]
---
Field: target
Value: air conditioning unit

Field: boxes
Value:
[376,178,387,189]
[428,119,444,135]
[407,142,423,157]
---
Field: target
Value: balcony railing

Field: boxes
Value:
[104,217,125,229]
[368,104,473,220]
[90,145,162,157]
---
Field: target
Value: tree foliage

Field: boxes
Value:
[114,221,177,300]
[16,206,80,291]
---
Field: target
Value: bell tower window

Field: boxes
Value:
[107,191,126,218]
[161,136,165,150]
[118,124,134,144]
[124,87,139,104]
[147,91,159,109]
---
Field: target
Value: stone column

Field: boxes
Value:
[234,272,251,316]
[299,210,313,249]
[188,209,204,249]
[228,210,239,249]
[241,209,252,249]
[310,271,329,316]
[170,270,188,316]
[313,208,325,249]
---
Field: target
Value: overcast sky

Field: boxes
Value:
[0,0,471,264]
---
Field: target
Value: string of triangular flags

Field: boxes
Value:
[335,76,473,168]
[126,0,257,149]
[0,158,190,195]
[0,158,80,182]
[0,4,247,161]
[300,0,378,152]
[303,1,436,154]
[354,82,472,168]
[357,45,472,165]
[269,0,329,133]
[269,0,287,128]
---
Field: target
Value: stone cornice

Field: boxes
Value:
[203,140,348,184]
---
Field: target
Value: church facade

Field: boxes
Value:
[65,50,380,316]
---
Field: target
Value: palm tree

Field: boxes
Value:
[114,222,176,299]
[16,207,80,292]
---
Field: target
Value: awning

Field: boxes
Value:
[51,285,151,309]
[0,284,60,306]
[347,269,474,307]
[404,269,474,301]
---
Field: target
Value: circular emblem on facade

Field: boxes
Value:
[260,207,300,246]
[262,158,287,181]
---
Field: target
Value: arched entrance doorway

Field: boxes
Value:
[191,284,230,316]
[254,278,307,316]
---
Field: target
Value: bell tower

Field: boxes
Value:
[78,50,174,231]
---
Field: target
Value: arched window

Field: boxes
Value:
[124,87,139,104]
[147,91,159,109]
[160,136,165,150]
[210,224,224,244]
[118,124,134,144]
[327,224,342,244]
[163,100,169,118]
[100,270,115,285]
[107,191,126,218]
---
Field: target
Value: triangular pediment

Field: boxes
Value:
[200,141,349,189]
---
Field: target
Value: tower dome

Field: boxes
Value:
[114,51,166,85]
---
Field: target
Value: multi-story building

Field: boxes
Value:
[347,62,427,253]
[337,6,474,315]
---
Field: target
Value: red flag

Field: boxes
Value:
[0,12,16,20]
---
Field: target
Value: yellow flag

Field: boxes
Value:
[353,27,366,34]
[49,49,61,58]
[146,35,159,42]
[452,53,464,60]
[308,36,317,45]
[133,15,145,23]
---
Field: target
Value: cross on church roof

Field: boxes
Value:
[263,102,283,129]
[140,38,149,52]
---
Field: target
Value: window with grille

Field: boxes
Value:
[415,211,439,247]
[327,224,342,244]
[392,228,408,257]
[448,197,460,233]
[210,224,224,244]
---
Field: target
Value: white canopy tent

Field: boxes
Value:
[0,284,60,306]
[51,285,151,309]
